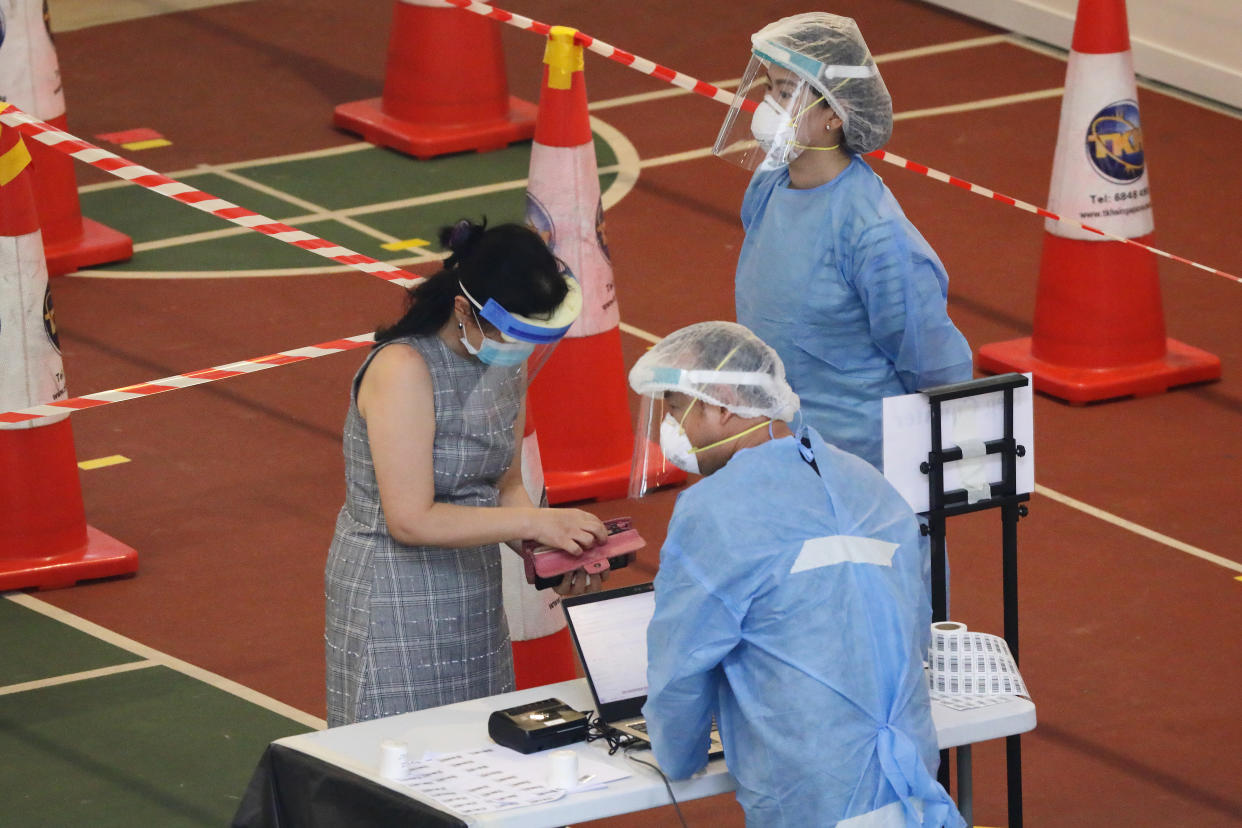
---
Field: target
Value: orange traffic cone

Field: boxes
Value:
[0,0,131,276]
[977,0,1219,402]
[501,408,579,689]
[523,27,683,504]
[0,119,137,590]
[334,0,537,159]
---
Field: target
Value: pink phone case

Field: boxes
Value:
[519,517,646,585]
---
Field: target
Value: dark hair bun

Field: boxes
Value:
[440,218,488,268]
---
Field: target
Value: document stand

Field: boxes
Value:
[919,373,1030,828]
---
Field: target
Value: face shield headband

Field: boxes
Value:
[628,365,784,495]
[751,40,879,148]
[458,272,582,345]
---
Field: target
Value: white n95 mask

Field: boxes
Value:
[749,95,792,147]
[659,414,701,476]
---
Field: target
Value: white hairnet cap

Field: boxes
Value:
[628,321,800,421]
[751,12,893,154]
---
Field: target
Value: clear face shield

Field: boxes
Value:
[713,54,826,172]
[628,392,688,499]
[459,270,582,383]
[627,363,795,498]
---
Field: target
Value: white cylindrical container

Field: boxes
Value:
[548,749,578,789]
[378,739,409,780]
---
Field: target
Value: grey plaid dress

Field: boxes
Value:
[324,333,520,727]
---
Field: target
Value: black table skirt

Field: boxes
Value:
[232,742,467,828]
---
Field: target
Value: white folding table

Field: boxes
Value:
[237,678,1034,827]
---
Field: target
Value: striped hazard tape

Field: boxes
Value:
[444,0,1241,287]
[870,149,1242,285]
[440,0,739,106]
[0,104,424,289]
[0,335,374,424]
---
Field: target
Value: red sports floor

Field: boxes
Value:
[9,1,1242,825]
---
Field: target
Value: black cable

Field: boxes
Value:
[584,716,645,755]
[624,749,688,828]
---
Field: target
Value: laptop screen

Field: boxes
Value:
[562,583,655,715]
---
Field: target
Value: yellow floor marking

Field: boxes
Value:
[381,238,431,251]
[78,455,130,470]
[121,138,173,151]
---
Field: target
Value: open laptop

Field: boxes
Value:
[562,582,724,758]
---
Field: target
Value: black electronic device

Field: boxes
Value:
[487,697,589,754]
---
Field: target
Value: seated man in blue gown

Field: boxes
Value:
[628,321,962,828]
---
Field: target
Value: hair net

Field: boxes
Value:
[628,321,800,421]
[751,13,893,154]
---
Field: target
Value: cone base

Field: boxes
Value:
[0,525,138,591]
[333,96,538,160]
[977,337,1221,403]
[43,218,134,277]
[545,459,632,506]
[511,627,578,690]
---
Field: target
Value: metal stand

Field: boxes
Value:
[919,373,1031,828]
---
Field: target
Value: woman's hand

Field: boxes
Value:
[529,508,608,555]
[553,567,610,597]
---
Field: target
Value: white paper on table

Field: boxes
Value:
[390,746,631,815]
[926,622,1029,700]
[881,375,1035,514]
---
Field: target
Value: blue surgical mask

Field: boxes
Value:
[461,308,535,366]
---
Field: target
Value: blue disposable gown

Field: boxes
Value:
[736,157,973,470]
[643,427,963,828]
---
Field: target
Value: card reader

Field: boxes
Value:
[487,697,590,754]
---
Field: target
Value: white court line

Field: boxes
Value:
[0,660,157,696]
[205,163,427,252]
[71,254,439,280]
[894,88,1064,121]
[1034,485,1242,574]
[635,88,1066,171]
[618,321,662,344]
[78,141,375,193]
[586,35,1012,112]
[3,592,326,730]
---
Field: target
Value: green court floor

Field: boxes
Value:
[78,137,621,276]
[1,597,312,827]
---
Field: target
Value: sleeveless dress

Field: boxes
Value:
[324,333,522,727]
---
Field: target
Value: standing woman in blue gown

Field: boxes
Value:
[717,12,973,471]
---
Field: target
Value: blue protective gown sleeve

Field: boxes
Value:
[642,542,739,779]
[850,219,974,394]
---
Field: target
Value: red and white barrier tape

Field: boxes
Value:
[0,334,374,424]
[444,0,1241,287]
[868,149,1242,285]
[0,104,424,289]
[441,0,740,106]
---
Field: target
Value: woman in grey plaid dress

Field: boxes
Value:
[325,220,608,727]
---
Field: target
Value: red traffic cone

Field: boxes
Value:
[501,409,579,689]
[334,0,537,159]
[0,120,137,590]
[523,27,683,504]
[977,0,1219,402]
[0,0,131,276]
